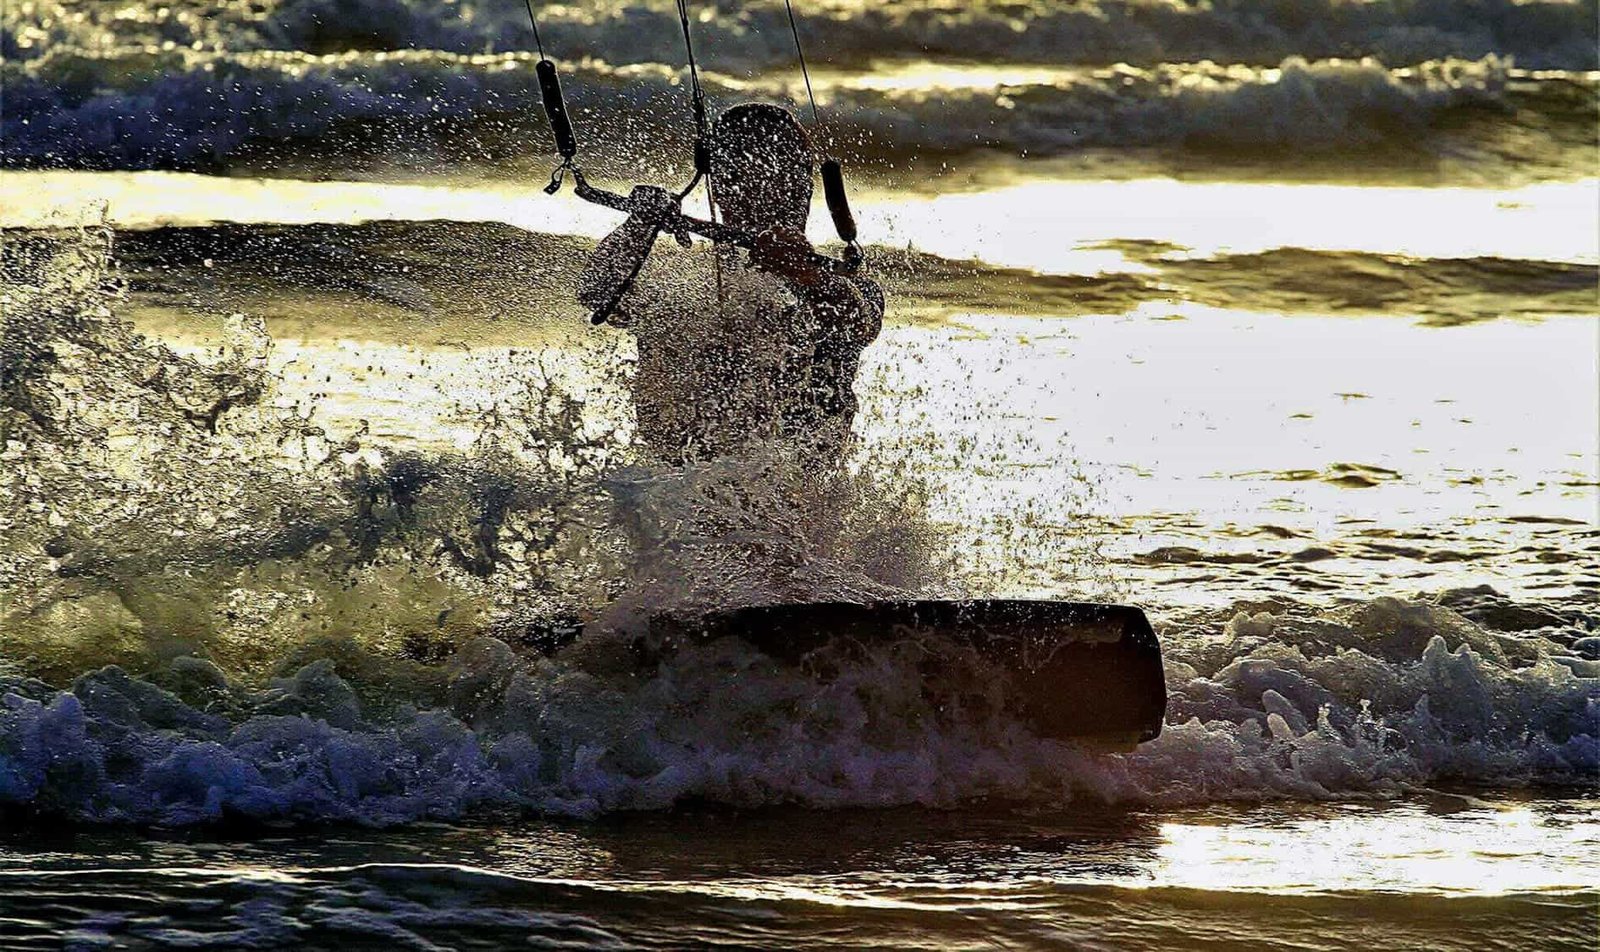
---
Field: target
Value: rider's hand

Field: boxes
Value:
[749,226,825,285]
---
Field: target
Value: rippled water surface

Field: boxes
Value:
[2,0,1597,948]
[2,799,1595,950]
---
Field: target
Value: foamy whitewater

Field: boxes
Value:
[1,592,1595,825]
[1,0,1596,948]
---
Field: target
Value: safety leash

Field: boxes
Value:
[523,0,578,193]
[671,0,727,316]
[781,0,861,268]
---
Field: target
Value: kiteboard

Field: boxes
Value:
[639,600,1167,750]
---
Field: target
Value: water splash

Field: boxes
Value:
[2,220,1592,830]
[0,589,1592,826]
[0,225,953,684]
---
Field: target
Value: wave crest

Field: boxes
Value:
[5,0,1596,70]
[2,593,1594,826]
[7,49,1581,174]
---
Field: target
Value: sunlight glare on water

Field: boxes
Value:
[856,179,1600,274]
[1152,803,1599,895]
[0,170,617,236]
[859,309,1599,523]
[6,172,1594,275]
[156,307,1596,533]
[811,61,1078,92]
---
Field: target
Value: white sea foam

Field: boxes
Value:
[1,594,1593,826]
[3,48,1579,172]
[4,0,1595,71]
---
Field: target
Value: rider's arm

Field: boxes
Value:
[576,215,658,326]
[576,186,680,326]
[751,227,882,346]
[795,271,882,348]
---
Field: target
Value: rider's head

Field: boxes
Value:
[711,103,813,234]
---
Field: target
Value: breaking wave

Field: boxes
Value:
[5,0,1596,71]
[1,592,1594,826]
[4,48,1592,177]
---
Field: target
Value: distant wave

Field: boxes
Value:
[80,221,1600,326]
[5,48,1590,176]
[5,0,1596,71]
[886,245,1599,325]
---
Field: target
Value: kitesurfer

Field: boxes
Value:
[577,103,883,469]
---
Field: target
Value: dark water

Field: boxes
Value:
[2,800,1595,950]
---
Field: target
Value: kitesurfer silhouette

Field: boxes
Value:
[578,103,883,469]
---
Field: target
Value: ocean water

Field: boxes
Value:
[1,0,1597,948]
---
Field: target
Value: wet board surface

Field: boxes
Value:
[647,600,1168,747]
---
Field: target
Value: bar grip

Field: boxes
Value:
[537,59,577,159]
[821,158,856,244]
[569,170,863,280]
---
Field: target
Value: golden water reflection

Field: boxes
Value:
[6,171,1595,274]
